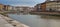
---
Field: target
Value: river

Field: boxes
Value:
[8,13,60,27]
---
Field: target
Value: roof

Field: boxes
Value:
[40,1,60,5]
[45,1,60,3]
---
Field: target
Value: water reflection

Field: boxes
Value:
[41,15,60,20]
[8,13,60,27]
[40,15,60,27]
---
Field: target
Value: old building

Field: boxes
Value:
[29,7,34,12]
[11,6,17,11]
[15,6,33,13]
[7,6,12,11]
[4,5,8,11]
[40,1,60,12]
[4,5,11,11]
[34,2,46,12]
[15,6,24,11]
[34,4,41,12]
[0,4,4,11]
[46,1,60,12]
[40,3,46,12]
[34,0,60,12]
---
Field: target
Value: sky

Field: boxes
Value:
[0,0,46,7]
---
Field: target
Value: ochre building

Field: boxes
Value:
[0,4,4,11]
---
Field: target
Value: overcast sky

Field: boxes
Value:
[0,0,46,7]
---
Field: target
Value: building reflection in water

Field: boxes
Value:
[40,15,60,27]
[8,14,60,27]
[40,15,60,19]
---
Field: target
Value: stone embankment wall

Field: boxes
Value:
[0,14,29,27]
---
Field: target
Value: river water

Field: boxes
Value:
[8,13,60,27]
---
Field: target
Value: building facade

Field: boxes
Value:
[40,3,46,12]
[34,1,60,12]
[4,5,11,11]
[46,1,60,12]
[15,6,33,13]
[0,4,13,11]
[34,2,46,12]
[0,4,4,11]
[34,4,41,12]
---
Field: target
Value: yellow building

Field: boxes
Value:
[46,1,60,11]
[0,4,4,11]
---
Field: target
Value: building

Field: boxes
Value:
[40,1,60,12]
[4,5,11,11]
[34,4,41,12]
[40,3,46,12]
[15,6,34,13]
[46,1,60,12]
[34,0,60,12]
[15,6,24,11]
[12,6,17,11]
[7,6,12,11]
[0,4,4,11]
[29,7,34,12]
[34,2,46,12]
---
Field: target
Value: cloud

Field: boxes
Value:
[0,0,45,6]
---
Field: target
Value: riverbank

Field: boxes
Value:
[0,11,18,17]
[0,14,29,27]
[30,12,60,16]
[0,15,14,27]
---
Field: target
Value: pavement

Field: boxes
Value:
[0,16,14,27]
[0,14,29,27]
